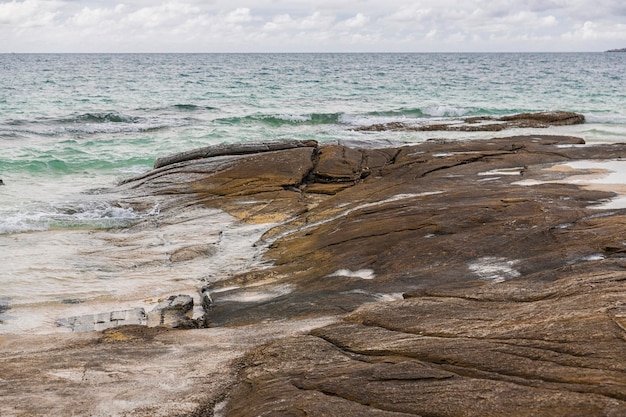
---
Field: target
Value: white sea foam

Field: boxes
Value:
[0,205,276,334]
[421,105,470,117]
[0,201,141,235]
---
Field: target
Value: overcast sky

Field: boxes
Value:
[1,0,625,53]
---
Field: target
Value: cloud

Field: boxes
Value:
[383,5,431,24]
[70,5,125,27]
[226,7,253,24]
[0,0,61,27]
[123,2,201,30]
[564,20,626,41]
[344,13,369,28]
[0,0,624,52]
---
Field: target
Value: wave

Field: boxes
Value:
[364,106,526,119]
[216,112,343,127]
[169,104,218,112]
[0,111,195,137]
[583,113,626,124]
[55,111,191,134]
[0,150,154,176]
[0,200,144,235]
[365,106,466,118]
[58,112,141,124]
[214,107,546,130]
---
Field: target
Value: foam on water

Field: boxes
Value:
[0,205,276,334]
[0,201,141,234]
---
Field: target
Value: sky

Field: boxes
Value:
[1,0,625,53]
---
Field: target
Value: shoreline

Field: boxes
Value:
[2,131,626,415]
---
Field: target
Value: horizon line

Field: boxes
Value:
[0,50,616,54]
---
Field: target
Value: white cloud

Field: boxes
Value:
[70,6,121,27]
[263,14,294,32]
[0,0,60,27]
[299,11,335,30]
[384,5,431,24]
[226,7,253,24]
[344,12,369,28]
[564,20,626,41]
[0,0,624,52]
[123,2,201,30]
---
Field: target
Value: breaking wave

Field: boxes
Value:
[216,112,344,127]
[0,200,145,235]
[0,111,195,137]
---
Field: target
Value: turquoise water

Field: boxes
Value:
[1,53,626,232]
[1,52,626,333]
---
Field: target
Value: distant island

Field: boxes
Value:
[606,47,626,52]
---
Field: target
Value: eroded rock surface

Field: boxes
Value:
[3,131,626,416]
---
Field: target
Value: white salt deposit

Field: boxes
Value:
[218,285,293,303]
[264,192,443,246]
[581,254,606,262]
[468,257,521,283]
[478,167,526,176]
[513,159,626,209]
[327,269,376,280]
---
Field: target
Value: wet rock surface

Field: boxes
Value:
[2,128,626,416]
[355,110,585,132]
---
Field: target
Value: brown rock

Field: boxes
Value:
[118,135,625,416]
[355,110,585,132]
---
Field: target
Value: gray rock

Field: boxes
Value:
[0,298,9,324]
[169,244,216,263]
[57,308,147,332]
[152,139,318,169]
[147,294,194,328]
[200,285,213,311]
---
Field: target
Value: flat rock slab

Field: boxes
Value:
[224,263,626,416]
[122,135,624,416]
[57,308,148,332]
[4,133,626,416]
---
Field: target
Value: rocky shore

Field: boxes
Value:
[1,116,626,416]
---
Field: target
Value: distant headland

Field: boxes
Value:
[606,47,626,52]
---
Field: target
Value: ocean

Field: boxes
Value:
[1,52,625,333]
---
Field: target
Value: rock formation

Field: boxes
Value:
[117,131,626,415]
[355,110,585,132]
[2,118,625,416]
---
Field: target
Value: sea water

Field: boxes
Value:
[1,53,625,333]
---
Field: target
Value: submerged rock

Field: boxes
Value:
[355,110,585,132]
